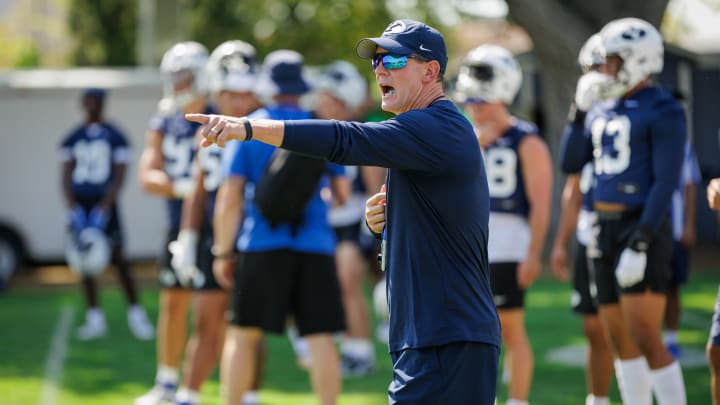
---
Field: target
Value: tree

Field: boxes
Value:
[68,0,136,66]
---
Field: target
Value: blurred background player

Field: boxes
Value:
[561,18,687,405]
[60,88,154,342]
[212,49,348,405]
[312,60,386,377]
[664,131,701,359]
[707,176,720,405]
[455,44,553,405]
[164,40,262,405]
[136,41,212,405]
[551,34,614,405]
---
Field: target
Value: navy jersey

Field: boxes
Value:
[562,86,686,233]
[283,100,501,353]
[197,145,223,220]
[483,119,538,217]
[149,106,215,229]
[59,122,130,199]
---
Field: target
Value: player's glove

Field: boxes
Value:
[575,71,613,112]
[168,229,199,287]
[615,228,652,288]
[87,206,108,230]
[172,177,195,199]
[67,205,87,233]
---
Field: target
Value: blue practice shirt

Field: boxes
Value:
[222,105,345,255]
[282,99,501,353]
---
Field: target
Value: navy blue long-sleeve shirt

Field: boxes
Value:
[282,100,501,352]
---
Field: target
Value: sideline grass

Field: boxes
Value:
[1,271,717,404]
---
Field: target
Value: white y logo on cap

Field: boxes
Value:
[419,44,431,52]
[385,21,407,34]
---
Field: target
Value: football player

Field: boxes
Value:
[551,34,614,405]
[561,18,687,405]
[60,88,154,341]
[313,60,386,377]
[456,44,553,405]
[165,40,264,405]
[707,177,720,405]
[136,41,213,405]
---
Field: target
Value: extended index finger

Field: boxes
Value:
[185,113,211,125]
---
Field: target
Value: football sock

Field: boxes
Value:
[650,361,686,405]
[615,357,651,405]
[506,399,528,405]
[341,338,374,360]
[664,330,678,345]
[174,387,199,404]
[157,364,179,386]
[585,394,610,405]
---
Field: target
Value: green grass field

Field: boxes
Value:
[1,269,718,405]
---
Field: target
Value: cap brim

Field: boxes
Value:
[356,37,413,59]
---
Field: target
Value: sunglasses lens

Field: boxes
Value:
[372,54,408,70]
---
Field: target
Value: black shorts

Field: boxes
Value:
[333,221,381,259]
[670,241,690,287]
[229,249,346,336]
[192,222,222,291]
[158,228,190,290]
[572,243,598,315]
[592,211,673,305]
[75,197,123,248]
[490,262,524,309]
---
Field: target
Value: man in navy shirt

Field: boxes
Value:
[560,18,687,405]
[60,88,154,342]
[189,19,501,404]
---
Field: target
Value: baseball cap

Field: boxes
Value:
[258,49,311,96]
[356,19,448,74]
[82,88,106,100]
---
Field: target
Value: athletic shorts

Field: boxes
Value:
[333,221,381,259]
[490,262,524,309]
[670,240,690,286]
[388,342,499,404]
[192,222,222,291]
[158,228,190,290]
[709,286,720,346]
[572,242,599,315]
[229,249,345,336]
[75,198,123,247]
[592,211,673,305]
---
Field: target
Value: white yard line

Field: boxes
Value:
[39,305,75,405]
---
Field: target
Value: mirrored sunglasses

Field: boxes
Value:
[372,53,429,70]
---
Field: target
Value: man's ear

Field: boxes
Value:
[423,61,441,84]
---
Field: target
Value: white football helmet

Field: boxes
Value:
[578,34,604,73]
[599,18,664,94]
[160,41,209,110]
[314,61,368,110]
[206,40,259,94]
[65,228,110,277]
[455,44,522,105]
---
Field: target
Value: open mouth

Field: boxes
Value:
[380,85,396,96]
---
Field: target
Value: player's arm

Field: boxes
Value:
[361,166,387,198]
[330,173,351,207]
[138,129,175,198]
[559,119,592,174]
[211,175,245,289]
[550,175,582,282]
[61,159,76,209]
[179,156,207,232]
[708,178,720,210]
[518,135,553,288]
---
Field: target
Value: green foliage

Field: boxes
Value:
[68,0,136,66]
[14,42,41,68]
[187,0,392,67]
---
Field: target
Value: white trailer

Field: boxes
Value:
[0,68,168,280]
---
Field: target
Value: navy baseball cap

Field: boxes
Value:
[263,50,311,96]
[82,88,106,99]
[356,19,448,74]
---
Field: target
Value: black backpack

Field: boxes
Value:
[254,149,327,229]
